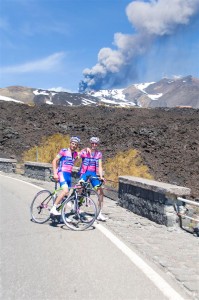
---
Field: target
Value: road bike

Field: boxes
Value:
[30,176,100,231]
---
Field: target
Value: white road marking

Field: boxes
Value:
[0,172,44,190]
[96,223,185,300]
[1,173,185,300]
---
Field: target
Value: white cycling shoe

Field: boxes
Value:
[50,206,61,216]
[97,212,107,221]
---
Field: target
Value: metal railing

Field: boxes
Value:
[176,197,199,223]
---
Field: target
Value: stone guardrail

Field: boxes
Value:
[0,158,17,173]
[0,158,192,227]
[24,161,52,181]
[118,176,191,227]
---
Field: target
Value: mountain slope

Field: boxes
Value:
[145,76,199,108]
[0,86,35,104]
[0,75,199,108]
[0,86,100,106]
[89,75,199,108]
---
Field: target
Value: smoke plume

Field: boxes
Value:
[79,0,199,92]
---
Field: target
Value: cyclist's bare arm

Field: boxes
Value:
[77,148,91,158]
[98,159,104,181]
[52,156,60,181]
[86,147,91,154]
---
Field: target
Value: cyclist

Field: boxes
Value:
[79,137,106,221]
[50,136,81,216]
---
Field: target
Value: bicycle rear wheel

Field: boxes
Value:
[30,190,54,224]
[61,194,97,231]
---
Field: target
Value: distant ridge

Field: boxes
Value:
[0,75,199,108]
[88,75,199,108]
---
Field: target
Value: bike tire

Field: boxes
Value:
[61,194,97,231]
[30,189,54,224]
[86,188,100,217]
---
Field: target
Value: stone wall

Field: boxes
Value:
[24,161,52,181]
[118,176,191,227]
[23,162,81,183]
[0,158,17,173]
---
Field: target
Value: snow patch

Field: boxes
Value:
[134,82,163,101]
[46,101,54,105]
[134,82,155,92]
[100,98,118,104]
[148,93,163,100]
[0,95,23,103]
[82,98,96,104]
[90,89,126,101]
[33,89,49,96]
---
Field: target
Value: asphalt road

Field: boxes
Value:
[0,174,187,300]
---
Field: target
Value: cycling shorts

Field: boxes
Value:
[58,171,72,188]
[80,171,101,189]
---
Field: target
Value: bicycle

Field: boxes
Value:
[30,176,99,231]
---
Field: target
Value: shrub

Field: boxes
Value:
[22,133,71,163]
[104,149,153,188]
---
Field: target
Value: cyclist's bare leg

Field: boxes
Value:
[50,185,69,215]
[54,186,69,206]
[96,187,107,220]
[97,186,104,210]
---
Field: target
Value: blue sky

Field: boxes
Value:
[0,0,199,92]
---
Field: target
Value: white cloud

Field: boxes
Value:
[48,87,73,93]
[0,52,65,74]
[126,0,199,35]
[80,0,199,91]
[172,75,183,79]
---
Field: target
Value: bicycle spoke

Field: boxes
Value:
[61,195,97,231]
[85,188,100,216]
[30,190,54,224]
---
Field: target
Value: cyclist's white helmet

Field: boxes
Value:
[70,136,80,144]
[90,137,100,144]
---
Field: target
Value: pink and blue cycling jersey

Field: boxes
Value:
[57,148,78,173]
[79,149,102,175]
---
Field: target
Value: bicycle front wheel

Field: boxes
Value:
[86,188,100,217]
[30,190,54,224]
[61,194,97,231]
